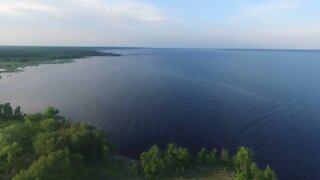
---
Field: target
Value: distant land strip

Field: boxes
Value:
[0,46,121,74]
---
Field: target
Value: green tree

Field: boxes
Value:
[0,123,36,175]
[44,107,59,119]
[40,118,61,132]
[196,148,207,166]
[33,132,65,155]
[34,123,111,162]
[66,124,111,163]
[164,143,191,174]
[140,145,166,177]
[0,142,23,174]
[13,106,23,119]
[0,123,35,149]
[24,113,44,127]
[234,147,254,179]
[206,148,217,166]
[221,148,230,166]
[13,149,74,180]
[0,104,4,119]
[196,148,217,167]
[3,103,13,119]
[262,165,277,180]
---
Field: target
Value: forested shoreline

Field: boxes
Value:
[0,46,120,73]
[0,103,277,179]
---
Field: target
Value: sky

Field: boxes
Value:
[0,0,320,49]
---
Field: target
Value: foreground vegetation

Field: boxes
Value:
[0,103,277,179]
[0,46,120,73]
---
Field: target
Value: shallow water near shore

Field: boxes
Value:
[1,49,320,179]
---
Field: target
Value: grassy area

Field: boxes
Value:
[0,46,120,73]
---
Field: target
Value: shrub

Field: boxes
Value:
[140,145,166,177]
[196,148,207,166]
[164,143,191,174]
[234,146,277,180]
[196,148,217,167]
[206,148,217,166]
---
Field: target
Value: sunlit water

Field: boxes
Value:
[1,49,320,179]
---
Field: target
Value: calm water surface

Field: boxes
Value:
[1,49,320,179]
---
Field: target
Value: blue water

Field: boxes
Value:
[1,49,320,179]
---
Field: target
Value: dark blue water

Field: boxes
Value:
[1,49,320,179]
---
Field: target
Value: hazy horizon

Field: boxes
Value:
[2,45,320,51]
[1,0,320,49]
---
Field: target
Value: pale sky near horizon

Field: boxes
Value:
[0,0,320,49]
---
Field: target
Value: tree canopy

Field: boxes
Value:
[135,144,276,180]
[0,104,112,179]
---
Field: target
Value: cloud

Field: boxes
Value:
[76,0,167,22]
[245,0,298,15]
[0,0,171,46]
[0,1,59,15]
[227,0,299,23]
[0,0,168,22]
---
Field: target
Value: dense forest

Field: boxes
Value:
[0,103,277,179]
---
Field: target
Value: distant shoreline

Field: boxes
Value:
[0,46,121,74]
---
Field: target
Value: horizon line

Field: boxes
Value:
[1,45,320,52]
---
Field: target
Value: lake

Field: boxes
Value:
[1,48,320,179]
